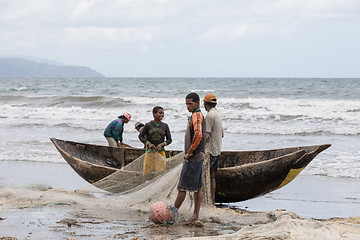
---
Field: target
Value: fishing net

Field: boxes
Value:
[143,151,167,176]
[93,151,185,194]
[93,151,214,220]
[78,150,274,228]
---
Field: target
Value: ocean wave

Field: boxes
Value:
[0,158,66,164]
[0,143,65,164]
[1,96,360,135]
[6,86,28,91]
[0,95,31,105]
[9,122,102,131]
[220,98,360,123]
[0,95,130,108]
[305,157,360,179]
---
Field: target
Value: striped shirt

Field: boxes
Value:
[184,109,206,161]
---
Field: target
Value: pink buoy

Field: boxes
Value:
[148,201,178,225]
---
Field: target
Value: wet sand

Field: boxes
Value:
[1,161,360,239]
[0,185,269,239]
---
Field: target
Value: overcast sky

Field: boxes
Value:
[1,0,360,77]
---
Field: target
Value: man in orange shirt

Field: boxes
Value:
[174,92,206,225]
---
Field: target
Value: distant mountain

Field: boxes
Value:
[0,57,105,78]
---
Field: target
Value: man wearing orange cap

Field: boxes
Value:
[203,93,224,206]
[104,112,131,147]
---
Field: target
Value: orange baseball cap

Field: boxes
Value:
[203,93,217,103]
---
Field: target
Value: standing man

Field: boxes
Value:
[174,92,206,225]
[204,93,224,206]
[138,106,172,157]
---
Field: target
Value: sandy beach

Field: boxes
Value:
[1,161,360,240]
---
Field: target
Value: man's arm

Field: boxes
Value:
[185,112,203,160]
[138,124,149,145]
[165,124,172,146]
[205,113,213,142]
[112,122,122,143]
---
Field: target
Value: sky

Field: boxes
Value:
[1,0,360,77]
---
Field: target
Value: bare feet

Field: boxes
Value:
[183,220,204,228]
[193,220,204,227]
[184,217,204,228]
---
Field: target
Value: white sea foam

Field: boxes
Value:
[305,154,360,178]
[2,96,359,135]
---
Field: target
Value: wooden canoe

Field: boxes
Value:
[215,144,331,202]
[50,138,181,183]
[50,138,330,202]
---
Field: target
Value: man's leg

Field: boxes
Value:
[210,172,216,206]
[174,190,186,210]
[193,187,203,221]
[209,155,219,206]
[105,137,117,147]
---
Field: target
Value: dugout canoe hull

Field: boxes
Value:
[50,138,330,202]
[215,143,331,202]
[50,138,182,183]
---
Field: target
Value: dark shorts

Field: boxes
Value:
[210,155,220,173]
[177,160,204,192]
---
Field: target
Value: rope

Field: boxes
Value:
[27,201,72,208]
[109,219,149,226]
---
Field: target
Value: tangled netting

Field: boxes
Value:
[94,152,185,194]
[148,201,178,225]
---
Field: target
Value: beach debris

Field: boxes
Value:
[148,201,178,225]
[183,221,204,228]
[210,216,222,224]
[29,184,53,191]
[57,218,80,227]
[74,189,95,197]
[154,236,171,240]
[318,216,360,224]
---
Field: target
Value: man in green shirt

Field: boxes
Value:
[104,112,131,147]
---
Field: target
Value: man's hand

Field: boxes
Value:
[155,143,165,151]
[184,149,194,162]
[148,143,156,150]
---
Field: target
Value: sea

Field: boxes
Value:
[0,77,359,218]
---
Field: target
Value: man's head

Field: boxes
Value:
[203,93,217,111]
[119,112,131,123]
[135,122,144,131]
[152,106,164,121]
[186,92,200,113]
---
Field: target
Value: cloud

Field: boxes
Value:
[0,0,359,76]
[72,0,95,18]
[62,25,163,45]
[1,0,358,43]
